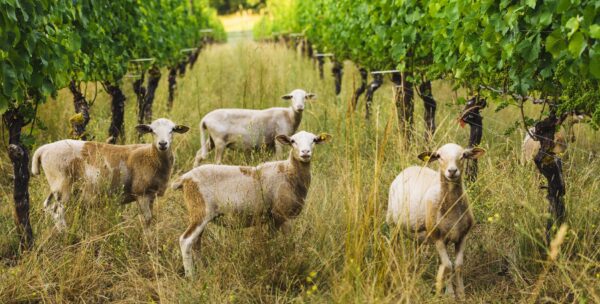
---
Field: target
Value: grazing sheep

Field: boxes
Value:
[174,131,331,277]
[193,89,316,166]
[386,143,485,299]
[521,113,585,163]
[31,118,189,230]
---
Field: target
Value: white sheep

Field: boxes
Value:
[31,118,189,230]
[173,130,331,277]
[387,143,485,299]
[193,89,316,166]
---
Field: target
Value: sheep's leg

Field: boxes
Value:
[454,236,467,300]
[434,239,454,296]
[180,216,213,277]
[214,140,226,164]
[137,196,154,226]
[43,192,65,231]
[193,145,210,167]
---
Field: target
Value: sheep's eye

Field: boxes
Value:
[291,140,295,144]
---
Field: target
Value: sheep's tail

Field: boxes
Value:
[171,176,185,191]
[31,145,45,175]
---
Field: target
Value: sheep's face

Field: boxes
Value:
[281,89,316,113]
[136,118,189,152]
[276,131,332,163]
[418,144,485,182]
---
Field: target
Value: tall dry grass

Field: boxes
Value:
[0,40,599,303]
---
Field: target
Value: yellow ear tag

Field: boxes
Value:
[423,155,431,162]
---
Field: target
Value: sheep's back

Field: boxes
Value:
[387,166,439,230]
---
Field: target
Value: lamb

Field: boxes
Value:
[521,112,585,163]
[173,130,331,277]
[386,143,485,299]
[193,89,316,166]
[31,118,189,230]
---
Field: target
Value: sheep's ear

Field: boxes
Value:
[305,93,316,100]
[136,124,153,134]
[281,94,293,100]
[314,133,332,144]
[463,147,486,160]
[276,134,292,145]
[173,125,190,134]
[418,152,439,163]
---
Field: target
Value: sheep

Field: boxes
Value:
[193,89,316,166]
[173,130,332,277]
[386,143,485,299]
[521,112,585,163]
[31,118,189,230]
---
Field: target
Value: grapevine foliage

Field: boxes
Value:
[1,0,226,115]
[256,0,600,125]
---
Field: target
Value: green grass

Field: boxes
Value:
[1,40,599,303]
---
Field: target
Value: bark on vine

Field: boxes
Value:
[460,96,486,183]
[317,56,325,79]
[351,68,368,111]
[167,67,178,111]
[332,60,343,95]
[178,60,187,76]
[68,80,91,140]
[396,71,414,140]
[533,111,566,244]
[2,107,33,249]
[418,80,437,141]
[104,81,126,144]
[142,66,161,123]
[365,73,383,119]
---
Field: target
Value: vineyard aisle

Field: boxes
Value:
[1,31,599,303]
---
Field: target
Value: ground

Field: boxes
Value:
[0,25,599,303]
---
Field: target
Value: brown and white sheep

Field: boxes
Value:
[31,118,189,230]
[173,130,331,277]
[193,89,316,166]
[387,143,485,299]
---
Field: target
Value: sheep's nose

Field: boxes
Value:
[158,141,168,150]
[448,168,458,176]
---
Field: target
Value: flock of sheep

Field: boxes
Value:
[29,86,583,299]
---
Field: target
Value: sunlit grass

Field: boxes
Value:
[0,40,599,302]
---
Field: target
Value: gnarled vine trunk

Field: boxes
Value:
[317,56,325,79]
[143,67,161,123]
[178,60,187,76]
[460,96,486,182]
[396,71,414,141]
[2,107,33,250]
[69,80,91,140]
[352,68,368,111]
[332,60,343,95]
[167,67,178,111]
[418,80,437,141]
[134,73,147,125]
[365,73,383,119]
[533,112,566,244]
[306,40,314,60]
[104,81,126,144]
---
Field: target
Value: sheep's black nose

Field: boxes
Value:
[158,141,168,149]
[448,168,458,176]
